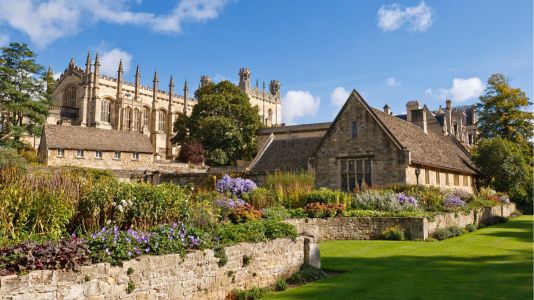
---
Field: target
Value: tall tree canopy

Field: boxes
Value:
[477,73,533,143]
[0,43,52,149]
[172,80,263,166]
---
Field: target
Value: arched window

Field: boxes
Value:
[100,99,111,122]
[143,107,150,129]
[124,107,131,130]
[267,109,273,126]
[63,85,77,107]
[133,108,140,131]
[158,110,166,132]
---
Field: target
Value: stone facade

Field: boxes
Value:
[47,55,281,160]
[44,149,153,170]
[313,91,477,193]
[0,237,319,300]
[286,204,516,241]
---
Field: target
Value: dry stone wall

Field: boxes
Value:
[0,236,319,300]
[287,204,516,241]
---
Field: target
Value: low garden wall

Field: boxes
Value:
[0,236,320,300]
[287,203,517,241]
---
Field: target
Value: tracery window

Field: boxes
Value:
[100,99,111,122]
[63,85,77,107]
[124,107,131,130]
[340,158,371,192]
[158,110,166,132]
[133,108,141,131]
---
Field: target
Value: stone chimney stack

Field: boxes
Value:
[445,99,452,134]
[406,100,420,122]
[383,104,392,115]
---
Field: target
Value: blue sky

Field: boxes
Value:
[0,0,531,124]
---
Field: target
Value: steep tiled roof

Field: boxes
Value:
[370,108,477,174]
[251,137,323,171]
[42,124,153,153]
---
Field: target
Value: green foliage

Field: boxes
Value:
[228,204,263,224]
[302,188,351,208]
[127,267,134,275]
[262,206,290,221]
[0,43,52,149]
[228,287,271,300]
[477,73,533,143]
[126,280,135,294]
[342,209,432,218]
[465,224,477,232]
[472,137,532,213]
[382,225,405,241]
[275,279,288,291]
[286,265,326,285]
[214,246,228,267]
[433,228,453,241]
[0,147,27,170]
[243,187,280,209]
[172,81,263,165]
[217,220,297,246]
[287,208,307,218]
[242,255,251,267]
[265,172,315,208]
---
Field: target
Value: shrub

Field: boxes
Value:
[275,279,288,291]
[214,246,228,267]
[265,172,314,208]
[382,225,405,240]
[0,147,27,170]
[465,224,477,232]
[302,188,338,204]
[0,237,90,275]
[217,220,297,246]
[433,228,452,241]
[228,204,263,224]
[449,226,467,237]
[227,287,271,300]
[177,142,205,164]
[216,174,257,198]
[353,190,403,212]
[205,148,228,166]
[286,265,326,285]
[262,206,290,221]
[304,202,344,218]
[287,208,307,219]
[443,196,466,209]
[244,187,279,209]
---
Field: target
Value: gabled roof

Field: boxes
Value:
[42,124,153,153]
[315,90,477,175]
[251,137,323,172]
[257,122,331,135]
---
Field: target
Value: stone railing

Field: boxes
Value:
[286,203,517,241]
[0,236,319,300]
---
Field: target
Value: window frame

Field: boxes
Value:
[424,169,430,184]
[463,175,468,186]
[76,149,84,158]
[454,174,460,186]
[351,121,358,139]
[436,171,441,185]
[339,158,371,192]
[57,148,64,157]
[132,152,139,161]
[95,150,103,159]
[114,151,121,160]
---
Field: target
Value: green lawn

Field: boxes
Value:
[268,215,533,300]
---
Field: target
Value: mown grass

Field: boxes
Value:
[267,215,533,300]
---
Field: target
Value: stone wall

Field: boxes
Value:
[46,149,154,170]
[425,203,517,237]
[0,236,319,300]
[287,204,516,241]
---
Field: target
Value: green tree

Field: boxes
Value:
[0,42,52,149]
[172,80,262,166]
[477,73,533,143]
[472,137,533,213]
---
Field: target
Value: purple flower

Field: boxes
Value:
[397,193,418,207]
[145,247,150,253]
[499,196,510,204]
[443,196,466,208]
[216,174,257,197]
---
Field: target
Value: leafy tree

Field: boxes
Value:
[177,141,205,164]
[472,137,533,213]
[0,43,52,149]
[477,73,533,143]
[172,80,262,166]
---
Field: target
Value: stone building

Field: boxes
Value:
[38,124,154,170]
[46,53,282,161]
[433,102,478,146]
[312,91,478,193]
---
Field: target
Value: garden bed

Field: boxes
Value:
[286,203,516,241]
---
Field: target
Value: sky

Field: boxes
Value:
[0,0,531,125]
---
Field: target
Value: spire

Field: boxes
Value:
[85,51,91,73]
[169,75,174,88]
[93,52,100,76]
[153,69,158,83]
[118,59,123,73]
[183,79,189,115]
[69,56,75,67]
[46,65,53,77]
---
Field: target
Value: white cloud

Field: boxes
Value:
[438,77,485,102]
[53,72,61,80]
[0,0,230,47]
[282,90,320,125]
[424,88,432,96]
[0,34,9,47]
[385,77,400,87]
[100,48,132,76]
[330,87,350,107]
[377,1,433,32]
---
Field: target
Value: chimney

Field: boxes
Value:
[406,100,420,122]
[383,104,392,115]
[445,99,452,134]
